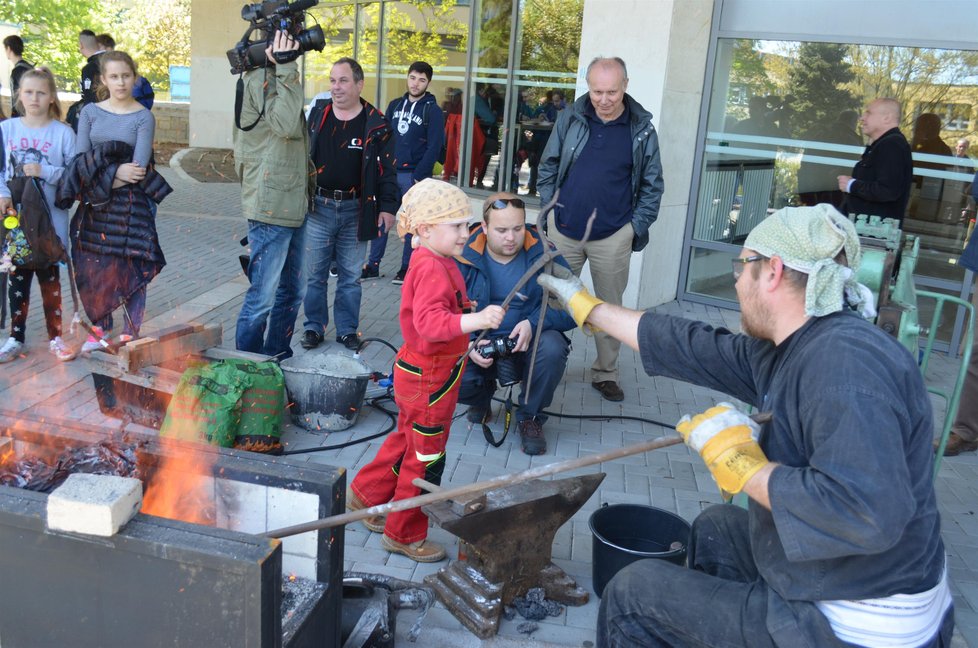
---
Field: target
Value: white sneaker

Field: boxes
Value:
[49,336,76,362]
[0,338,24,363]
[81,326,106,353]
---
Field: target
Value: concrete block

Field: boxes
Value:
[47,473,143,536]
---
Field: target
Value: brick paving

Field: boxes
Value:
[0,162,974,647]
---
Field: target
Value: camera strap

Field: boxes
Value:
[481,386,515,448]
[234,70,266,132]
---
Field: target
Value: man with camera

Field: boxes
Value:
[300,57,399,351]
[456,193,575,455]
[233,29,313,360]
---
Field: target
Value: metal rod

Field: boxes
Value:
[264,433,683,538]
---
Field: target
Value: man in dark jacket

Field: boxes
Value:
[67,30,102,131]
[455,192,575,455]
[539,204,952,648]
[537,57,664,404]
[300,57,399,351]
[3,35,32,117]
[838,98,913,223]
[363,61,444,284]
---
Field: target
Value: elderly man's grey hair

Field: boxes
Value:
[585,57,628,83]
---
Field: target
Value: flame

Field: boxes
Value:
[140,435,216,526]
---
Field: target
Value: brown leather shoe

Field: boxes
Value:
[518,418,547,455]
[937,433,978,457]
[346,487,386,533]
[592,380,624,402]
[381,535,447,563]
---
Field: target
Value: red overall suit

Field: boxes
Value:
[351,247,470,544]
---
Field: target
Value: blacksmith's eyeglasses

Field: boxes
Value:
[731,255,765,280]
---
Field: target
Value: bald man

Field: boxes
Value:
[537,56,664,403]
[838,98,913,223]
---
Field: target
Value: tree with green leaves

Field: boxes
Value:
[107,0,190,93]
[786,42,857,138]
[0,0,106,92]
[518,0,582,81]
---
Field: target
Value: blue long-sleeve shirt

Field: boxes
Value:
[384,92,444,182]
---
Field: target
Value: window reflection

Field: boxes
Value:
[690,38,978,314]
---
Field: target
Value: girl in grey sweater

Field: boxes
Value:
[0,67,77,362]
[74,51,156,351]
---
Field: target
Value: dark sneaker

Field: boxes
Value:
[361,264,379,280]
[592,380,624,402]
[381,535,446,563]
[328,265,338,278]
[337,333,360,351]
[300,330,323,350]
[346,487,386,533]
[466,405,488,425]
[518,418,547,455]
[937,432,978,456]
[392,268,407,285]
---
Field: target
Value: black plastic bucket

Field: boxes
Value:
[280,354,372,432]
[589,503,691,597]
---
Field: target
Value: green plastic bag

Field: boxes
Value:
[160,361,248,447]
[227,360,285,453]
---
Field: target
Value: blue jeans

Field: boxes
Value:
[235,219,305,359]
[597,505,955,648]
[302,196,365,338]
[367,171,415,271]
[458,329,569,422]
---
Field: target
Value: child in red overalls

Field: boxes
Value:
[349,179,504,562]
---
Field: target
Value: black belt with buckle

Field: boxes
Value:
[316,187,359,201]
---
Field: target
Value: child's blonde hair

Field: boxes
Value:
[14,67,62,121]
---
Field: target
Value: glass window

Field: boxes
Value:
[305,3,357,102]
[687,38,978,323]
[303,0,583,200]
[505,0,582,196]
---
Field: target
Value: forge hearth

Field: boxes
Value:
[0,411,345,648]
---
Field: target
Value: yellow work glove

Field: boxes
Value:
[537,271,604,331]
[675,403,768,495]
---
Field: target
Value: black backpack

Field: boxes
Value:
[1,175,67,270]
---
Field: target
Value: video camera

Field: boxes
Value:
[227,0,325,75]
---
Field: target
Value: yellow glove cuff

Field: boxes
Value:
[699,427,769,494]
[566,291,604,330]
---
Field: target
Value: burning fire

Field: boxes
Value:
[141,435,217,525]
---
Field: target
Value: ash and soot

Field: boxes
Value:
[0,434,218,525]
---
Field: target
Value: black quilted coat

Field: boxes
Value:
[55,141,171,324]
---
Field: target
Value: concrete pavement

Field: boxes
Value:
[0,161,974,647]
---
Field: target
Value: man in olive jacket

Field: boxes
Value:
[234,31,314,359]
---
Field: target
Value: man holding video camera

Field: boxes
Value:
[234,29,314,360]
[456,192,575,455]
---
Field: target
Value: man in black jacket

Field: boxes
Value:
[838,98,913,223]
[66,30,102,131]
[300,57,399,351]
[3,35,32,117]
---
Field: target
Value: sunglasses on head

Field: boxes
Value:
[489,198,525,211]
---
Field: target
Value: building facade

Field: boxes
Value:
[189,0,977,346]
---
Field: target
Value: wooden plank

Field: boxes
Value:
[121,324,223,373]
[84,361,185,393]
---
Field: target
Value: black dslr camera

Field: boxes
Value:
[476,336,521,387]
[227,0,326,75]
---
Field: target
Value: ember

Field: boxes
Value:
[0,437,141,492]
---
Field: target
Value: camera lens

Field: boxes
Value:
[297,25,325,53]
